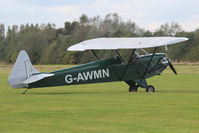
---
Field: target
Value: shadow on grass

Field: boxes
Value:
[20,89,199,95]
[25,91,129,95]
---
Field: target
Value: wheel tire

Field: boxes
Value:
[129,87,133,92]
[146,85,155,93]
[129,86,138,92]
[132,87,138,92]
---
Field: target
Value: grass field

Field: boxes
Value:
[0,64,199,133]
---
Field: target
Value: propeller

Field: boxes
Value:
[168,61,177,75]
[160,57,177,75]
[160,46,177,75]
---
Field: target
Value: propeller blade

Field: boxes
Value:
[168,62,177,75]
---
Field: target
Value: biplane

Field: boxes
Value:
[8,37,188,94]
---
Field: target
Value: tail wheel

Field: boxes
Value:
[146,85,155,93]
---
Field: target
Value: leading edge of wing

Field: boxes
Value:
[67,37,189,51]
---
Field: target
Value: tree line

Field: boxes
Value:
[0,13,198,64]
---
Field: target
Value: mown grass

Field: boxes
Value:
[0,64,199,133]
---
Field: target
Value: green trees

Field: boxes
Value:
[0,14,198,64]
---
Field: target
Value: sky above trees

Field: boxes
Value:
[1,0,199,31]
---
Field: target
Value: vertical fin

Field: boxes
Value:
[8,50,39,88]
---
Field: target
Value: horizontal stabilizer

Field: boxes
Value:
[22,73,54,84]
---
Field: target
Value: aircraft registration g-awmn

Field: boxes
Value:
[8,37,188,94]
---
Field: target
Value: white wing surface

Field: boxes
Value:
[67,37,188,51]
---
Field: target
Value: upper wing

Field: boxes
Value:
[67,37,188,51]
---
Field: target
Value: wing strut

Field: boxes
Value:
[91,50,100,60]
[121,49,136,80]
[138,47,158,86]
[115,50,125,63]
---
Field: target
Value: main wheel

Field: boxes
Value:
[129,86,138,92]
[146,85,155,93]
[129,87,133,92]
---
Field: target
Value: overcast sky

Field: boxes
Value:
[1,0,199,31]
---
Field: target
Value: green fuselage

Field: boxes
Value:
[29,53,168,88]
